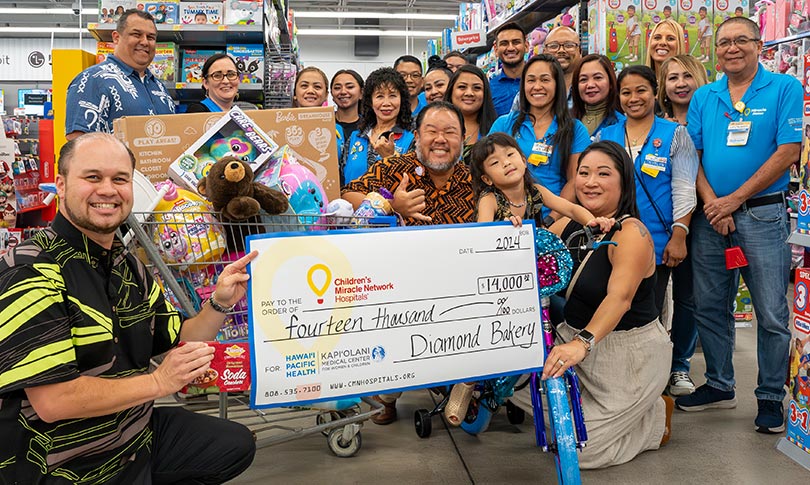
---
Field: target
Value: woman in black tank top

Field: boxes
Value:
[534,141,674,469]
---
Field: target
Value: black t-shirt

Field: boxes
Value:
[561,219,658,331]
[337,119,360,138]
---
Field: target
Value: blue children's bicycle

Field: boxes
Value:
[413,222,621,485]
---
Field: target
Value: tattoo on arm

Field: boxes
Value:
[634,221,649,238]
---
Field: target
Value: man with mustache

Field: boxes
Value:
[66,9,175,140]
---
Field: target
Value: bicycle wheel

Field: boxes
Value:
[545,376,580,485]
[459,397,493,435]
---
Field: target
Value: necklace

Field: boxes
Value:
[507,198,526,208]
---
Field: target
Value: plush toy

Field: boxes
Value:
[198,156,288,221]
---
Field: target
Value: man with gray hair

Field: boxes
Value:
[65,9,174,140]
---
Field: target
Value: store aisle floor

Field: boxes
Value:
[230,322,809,484]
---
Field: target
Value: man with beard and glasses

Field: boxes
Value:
[490,22,529,117]
[343,102,476,423]
[0,132,257,484]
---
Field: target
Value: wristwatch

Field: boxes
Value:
[208,295,235,314]
[574,330,595,353]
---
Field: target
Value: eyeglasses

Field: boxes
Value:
[545,42,579,51]
[207,70,239,81]
[715,36,760,49]
[398,72,422,81]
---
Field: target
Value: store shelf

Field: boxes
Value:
[88,23,264,45]
[788,231,810,247]
[463,0,579,55]
[764,30,810,48]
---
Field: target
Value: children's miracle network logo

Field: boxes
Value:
[307,263,332,304]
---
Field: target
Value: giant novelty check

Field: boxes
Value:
[247,222,544,408]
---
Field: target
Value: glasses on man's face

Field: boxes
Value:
[715,36,760,50]
[207,70,239,81]
[545,42,579,52]
[398,72,422,81]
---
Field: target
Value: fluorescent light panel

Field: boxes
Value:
[293,11,456,21]
[297,29,441,37]
[0,26,89,33]
[0,8,94,15]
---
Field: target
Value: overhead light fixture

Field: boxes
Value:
[0,8,93,15]
[0,26,90,34]
[297,29,441,38]
[293,11,456,21]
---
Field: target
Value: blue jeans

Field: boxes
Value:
[691,201,791,401]
[671,233,697,373]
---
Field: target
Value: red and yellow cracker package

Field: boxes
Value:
[182,342,251,395]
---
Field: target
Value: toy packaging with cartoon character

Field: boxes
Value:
[0,142,16,229]
[98,1,134,24]
[169,105,279,193]
[95,41,115,64]
[227,44,264,84]
[179,1,224,24]
[789,268,810,454]
[144,1,180,24]
[151,42,177,82]
[181,48,223,84]
[224,0,263,25]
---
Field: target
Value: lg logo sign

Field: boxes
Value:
[28,51,46,68]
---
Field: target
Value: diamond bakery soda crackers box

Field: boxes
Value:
[182,341,252,394]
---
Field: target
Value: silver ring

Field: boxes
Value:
[557,359,566,366]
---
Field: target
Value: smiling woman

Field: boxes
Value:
[185,53,240,113]
[644,19,686,77]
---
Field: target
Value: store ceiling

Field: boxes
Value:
[0,0,463,36]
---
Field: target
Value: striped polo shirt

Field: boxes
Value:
[0,213,181,484]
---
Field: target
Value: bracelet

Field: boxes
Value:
[208,296,235,314]
[671,222,690,236]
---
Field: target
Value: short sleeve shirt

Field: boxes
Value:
[0,213,182,484]
[65,54,175,134]
[342,151,476,226]
[490,71,522,117]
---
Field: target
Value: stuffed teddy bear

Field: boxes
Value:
[197,156,288,221]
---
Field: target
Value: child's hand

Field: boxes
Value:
[506,215,522,227]
[586,217,615,234]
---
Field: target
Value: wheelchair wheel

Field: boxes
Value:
[545,377,581,484]
[506,400,526,424]
[460,398,493,435]
[327,428,362,458]
[414,409,432,438]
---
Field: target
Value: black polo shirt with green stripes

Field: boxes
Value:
[0,213,182,484]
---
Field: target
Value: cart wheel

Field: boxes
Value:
[414,409,432,438]
[506,400,526,424]
[316,411,345,436]
[327,428,362,457]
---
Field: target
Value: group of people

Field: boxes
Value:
[0,7,801,483]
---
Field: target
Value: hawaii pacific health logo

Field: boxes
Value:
[307,263,332,304]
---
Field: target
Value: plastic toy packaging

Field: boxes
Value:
[152,180,226,269]
[351,188,394,225]
[255,145,329,222]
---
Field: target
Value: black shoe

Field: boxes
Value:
[754,399,785,434]
[675,384,736,412]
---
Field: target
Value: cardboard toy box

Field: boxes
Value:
[168,106,278,192]
[112,107,341,200]
[144,1,180,24]
[181,341,251,395]
[789,268,810,454]
[179,1,224,24]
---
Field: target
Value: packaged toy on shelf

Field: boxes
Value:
[179,1,224,24]
[144,1,180,24]
[151,42,177,82]
[152,179,227,269]
[181,48,223,84]
[789,268,810,453]
[96,41,115,64]
[227,44,264,84]
[99,1,134,24]
[169,106,279,193]
[224,0,262,25]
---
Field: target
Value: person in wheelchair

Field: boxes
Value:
[514,140,674,469]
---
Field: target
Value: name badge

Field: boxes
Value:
[528,142,553,166]
[727,121,751,147]
[641,153,667,177]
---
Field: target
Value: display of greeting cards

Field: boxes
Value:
[227,44,264,84]
[144,1,180,24]
[181,48,223,83]
[180,1,224,24]
[98,1,134,24]
[224,0,263,25]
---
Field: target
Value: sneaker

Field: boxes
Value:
[675,384,736,411]
[668,371,696,396]
[755,399,785,434]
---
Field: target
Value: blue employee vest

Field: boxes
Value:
[600,116,677,264]
[342,128,415,184]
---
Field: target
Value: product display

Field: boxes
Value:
[180,1,224,24]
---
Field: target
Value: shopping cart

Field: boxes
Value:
[122,209,397,457]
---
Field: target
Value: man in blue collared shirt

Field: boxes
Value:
[490,22,527,117]
[65,9,175,140]
[676,17,802,435]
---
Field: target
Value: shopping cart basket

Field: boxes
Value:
[123,210,397,457]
